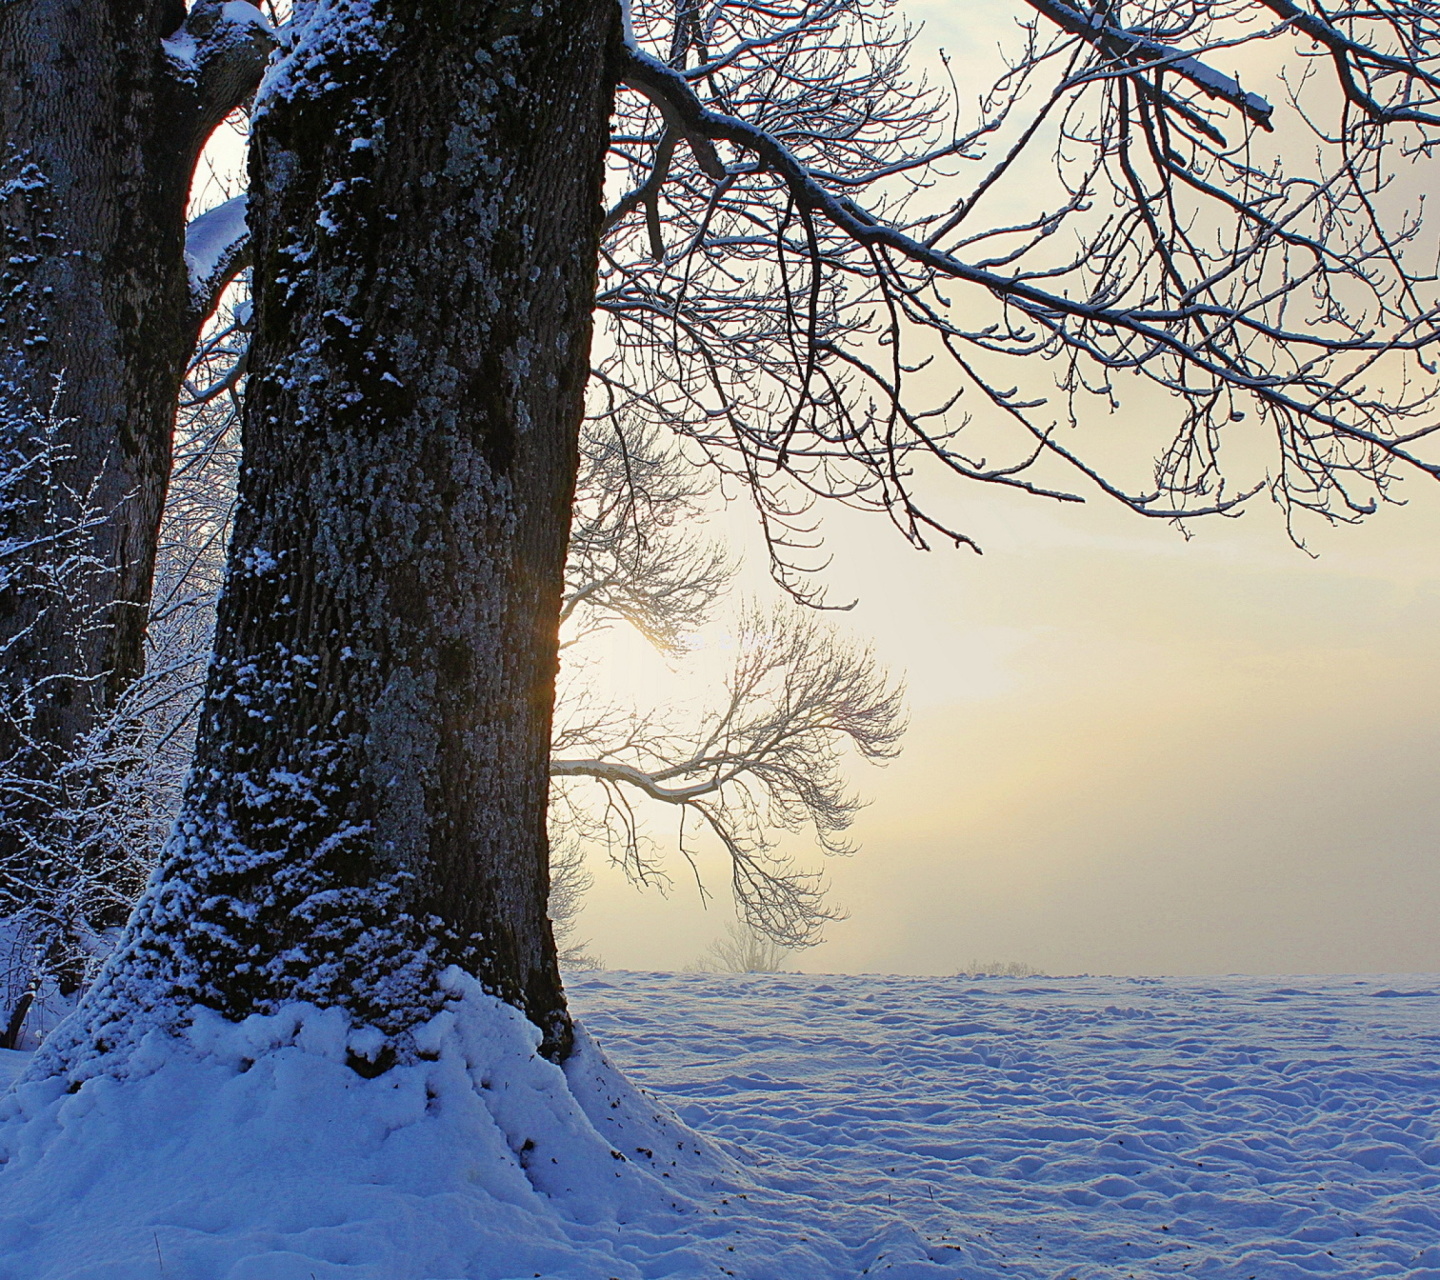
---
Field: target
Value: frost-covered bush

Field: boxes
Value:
[0,401,136,1046]
[0,310,245,1047]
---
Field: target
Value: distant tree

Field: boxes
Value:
[33,0,1440,1080]
[560,420,733,655]
[687,917,794,973]
[547,832,606,972]
[958,960,1042,979]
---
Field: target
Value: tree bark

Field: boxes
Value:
[0,1,271,1007]
[76,0,619,1065]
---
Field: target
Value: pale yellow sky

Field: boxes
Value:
[573,3,1440,977]
[578,477,1440,976]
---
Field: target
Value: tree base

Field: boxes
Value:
[0,972,769,1278]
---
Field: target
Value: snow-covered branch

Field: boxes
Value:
[1020,0,1274,129]
[1256,0,1440,126]
[185,194,252,328]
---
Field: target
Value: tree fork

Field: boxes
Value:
[66,0,620,1066]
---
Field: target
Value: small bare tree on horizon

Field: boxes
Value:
[687,917,795,973]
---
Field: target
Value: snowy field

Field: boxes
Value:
[0,970,1436,1278]
[569,971,1440,1280]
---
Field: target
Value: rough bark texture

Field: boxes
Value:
[75,0,619,1065]
[0,0,270,1011]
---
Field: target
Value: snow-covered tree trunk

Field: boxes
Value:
[65,0,618,1067]
[0,0,270,1019]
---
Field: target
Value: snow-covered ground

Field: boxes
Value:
[0,971,1435,1278]
[568,971,1440,1280]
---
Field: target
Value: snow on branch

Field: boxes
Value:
[615,45,1335,364]
[163,0,277,151]
[1021,0,1274,130]
[185,194,251,329]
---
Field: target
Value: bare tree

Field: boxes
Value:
[0,374,897,1023]
[0,403,121,1046]
[562,419,733,654]
[547,831,606,972]
[4,303,900,1034]
[553,597,905,947]
[687,917,794,972]
[958,959,1042,979]
[33,0,1440,1083]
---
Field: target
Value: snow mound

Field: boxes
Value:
[0,969,910,1279]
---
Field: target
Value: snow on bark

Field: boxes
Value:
[255,0,384,117]
[161,0,277,130]
[42,0,618,1075]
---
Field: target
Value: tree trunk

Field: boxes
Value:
[0,1,270,1011]
[73,0,619,1065]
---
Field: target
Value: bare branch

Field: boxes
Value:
[602,0,1440,562]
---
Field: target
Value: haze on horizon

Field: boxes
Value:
[569,2,1440,980]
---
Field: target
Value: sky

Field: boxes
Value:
[577,470,1440,977]
[571,2,1440,978]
